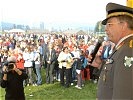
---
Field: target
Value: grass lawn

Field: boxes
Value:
[0,68,97,100]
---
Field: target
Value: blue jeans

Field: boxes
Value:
[35,64,42,85]
[71,61,77,82]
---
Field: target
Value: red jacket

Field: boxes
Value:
[14,54,25,69]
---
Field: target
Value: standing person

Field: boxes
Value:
[30,45,37,78]
[88,3,133,99]
[34,48,42,86]
[58,47,73,88]
[71,45,80,84]
[45,43,57,84]
[23,46,35,86]
[42,38,48,69]
[0,50,9,84]
[0,56,28,100]
[13,49,25,70]
[54,45,62,81]
[75,50,85,89]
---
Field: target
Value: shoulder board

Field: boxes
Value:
[129,40,133,48]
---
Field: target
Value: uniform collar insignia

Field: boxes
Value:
[129,40,133,48]
[124,56,133,68]
[116,34,133,49]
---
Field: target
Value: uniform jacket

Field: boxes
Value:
[97,35,133,100]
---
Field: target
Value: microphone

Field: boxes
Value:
[89,38,103,63]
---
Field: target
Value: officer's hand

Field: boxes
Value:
[2,65,8,74]
[88,54,102,68]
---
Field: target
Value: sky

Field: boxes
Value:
[0,0,126,30]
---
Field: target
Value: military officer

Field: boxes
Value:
[88,2,133,100]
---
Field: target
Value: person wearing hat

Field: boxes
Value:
[88,2,133,100]
[0,56,28,100]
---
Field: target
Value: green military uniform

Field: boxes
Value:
[97,35,133,99]
[97,3,133,100]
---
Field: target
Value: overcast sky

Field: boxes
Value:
[0,0,126,29]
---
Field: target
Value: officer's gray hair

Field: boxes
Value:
[117,15,133,30]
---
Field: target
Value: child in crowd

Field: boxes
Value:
[75,50,85,89]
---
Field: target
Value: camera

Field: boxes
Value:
[7,63,14,70]
[4,61,15,71]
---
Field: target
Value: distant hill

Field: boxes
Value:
[0,21,95,32]
[0,22,14,30]
[0,22,30,31]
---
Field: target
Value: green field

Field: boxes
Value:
[0,68,97,100]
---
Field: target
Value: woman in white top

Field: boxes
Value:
[23,46,35,86]
[58,47,73,88]
[33,46,42,85]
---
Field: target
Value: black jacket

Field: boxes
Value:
[76,55,85,70]
[1,69,28,100]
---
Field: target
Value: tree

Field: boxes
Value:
[94,21,105,33]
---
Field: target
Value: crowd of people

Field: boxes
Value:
[0,2,132,100]
[0,31,114,89]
